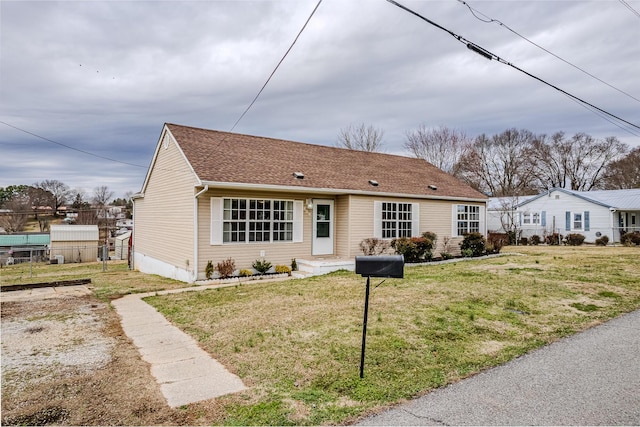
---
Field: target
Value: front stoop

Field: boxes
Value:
[296,258,355,276]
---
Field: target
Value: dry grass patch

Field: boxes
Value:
[145,246,639,425]
[2,245,639,425]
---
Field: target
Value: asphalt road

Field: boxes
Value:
[358,310,640,426]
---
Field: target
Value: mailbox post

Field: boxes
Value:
[355,255,404,378]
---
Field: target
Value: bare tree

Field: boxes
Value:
[0,195,29,232]
[92,186,114,242]
[27,186,53,220]
[602,146,640,189]
[456,129,537,196]
[35,180,70,214]
[92,186,114,212]
[336,123,385,152]
[404,125,470,174]
[529,132,627,191]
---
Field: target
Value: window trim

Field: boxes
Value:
[373,201,419,239]
[211,197,302,245]
[453,204,484,237]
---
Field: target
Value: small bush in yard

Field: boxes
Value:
[545,233,562,245]
[252,258,272,274]
[621,231,640,246]
[565,233,585,246]
[595,235,609,246]
[239,269,254,277]
[391,236,435,263]
[359,237,389,255]
[519,237,529,246]
[205,260,214,279]
[217,258,236,278]
[275,265,292,275]
[530,235,542,245]
[291,258,298,271]
[460,232,486,257]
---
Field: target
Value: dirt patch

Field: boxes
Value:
[1,295,191,425]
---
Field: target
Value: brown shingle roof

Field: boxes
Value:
[166,123,487,200]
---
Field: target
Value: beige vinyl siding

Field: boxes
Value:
[335,195,350,258]
[421,199,465,255]
[134,131,199,271]
[347,196,469,257]
[196,189,316,279]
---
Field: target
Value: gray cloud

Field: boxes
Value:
[1,0,638,198]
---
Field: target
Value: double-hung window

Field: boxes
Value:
[565,211,590,231]
[573,212,583,230]
[456,205,480,235]
[374,201,419,239]
[381,202,413,238]
[522,212,540,225]
[218,198,297,243]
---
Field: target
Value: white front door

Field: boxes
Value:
[312,199,334,255]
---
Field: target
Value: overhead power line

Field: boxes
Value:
[385,0,640,136]
[619,0,640,19]
[230,0,323,131]
[0,120,148,168]
[457,0,640,104]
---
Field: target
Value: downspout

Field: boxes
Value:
[193,185,209,282]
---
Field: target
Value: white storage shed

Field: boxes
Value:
[50,224,100,263]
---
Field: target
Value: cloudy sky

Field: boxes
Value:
[1,0,639,199]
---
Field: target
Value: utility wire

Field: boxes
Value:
[619,0,640,18]
[230,0,323,131]
[0,120,148,168]
[385,0,640,134]
[1,1,323,174]
[457,0,640,104]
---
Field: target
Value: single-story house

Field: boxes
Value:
[132,123,488,282]
[489,188,640,243]
[49,224,100,263]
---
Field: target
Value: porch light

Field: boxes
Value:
[305,198,313,210]
[293,172,305,179]
[368,180,379,187]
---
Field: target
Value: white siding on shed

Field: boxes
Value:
[50,225,99,241]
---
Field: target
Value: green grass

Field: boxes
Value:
[2,246,639,425]
[143,246,639,425]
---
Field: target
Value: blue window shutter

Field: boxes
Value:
[565,211,571,231]
[519,212,522,226]
[541,211,546,227]
[584,211,590,231]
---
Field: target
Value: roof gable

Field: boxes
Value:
[165,123,486,200]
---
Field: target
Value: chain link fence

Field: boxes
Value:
[1,244,129,270]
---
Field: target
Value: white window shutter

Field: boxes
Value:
[293,200,304,242]
[373,201,382,238]
[452,204,458,237]
[411,203,420,237]
[210,197,223,245]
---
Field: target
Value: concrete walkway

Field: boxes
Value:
[359,309,640,425]
[111,290,247,407]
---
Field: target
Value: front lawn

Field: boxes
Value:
[145,246,640,425]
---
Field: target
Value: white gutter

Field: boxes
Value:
[193,185,209,282]
[200,180,488,203]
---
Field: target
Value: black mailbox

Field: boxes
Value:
[355,255,404,278]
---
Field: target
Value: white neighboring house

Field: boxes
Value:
[490,188,640,243]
